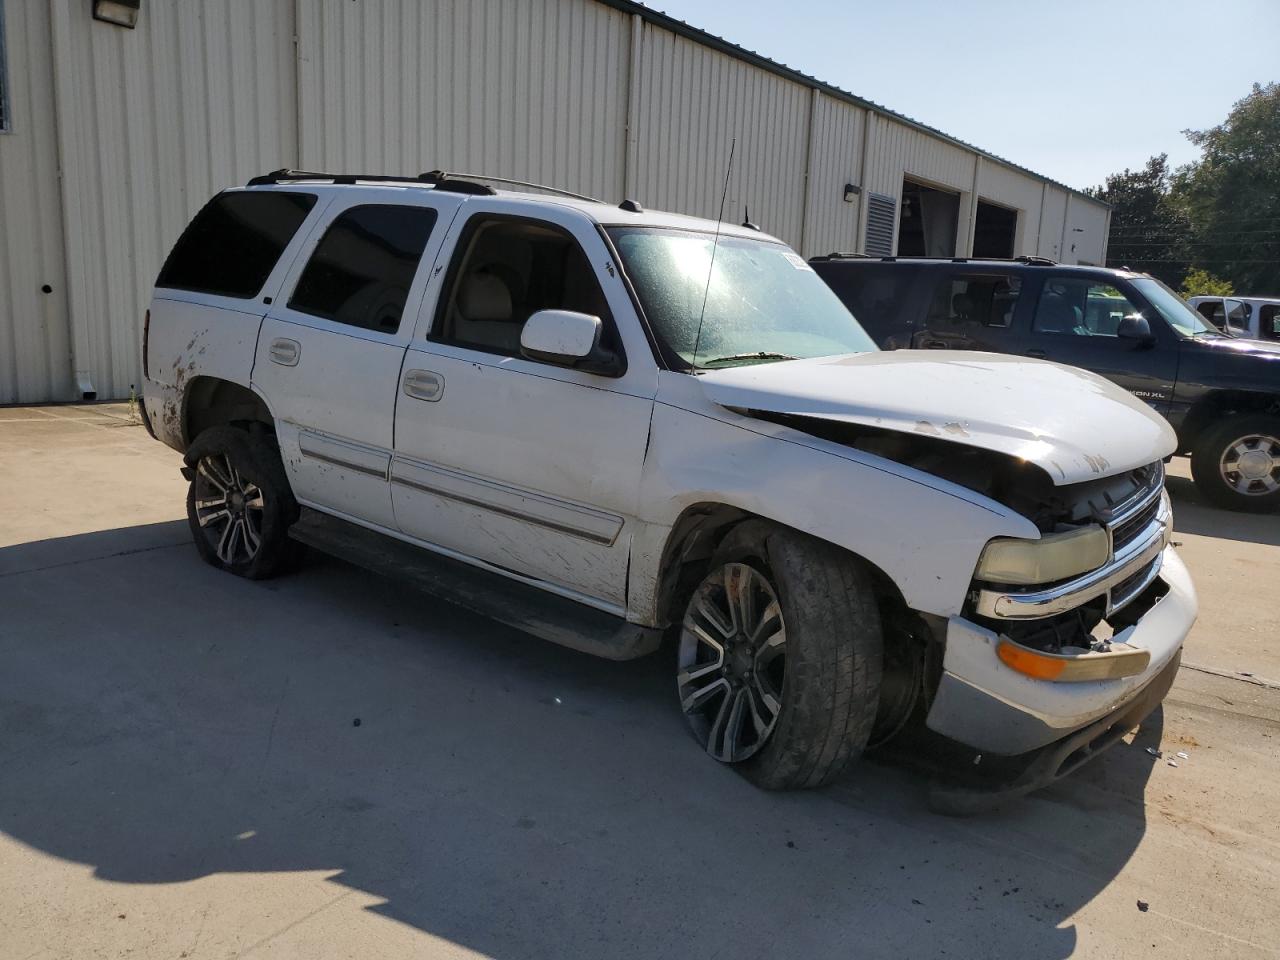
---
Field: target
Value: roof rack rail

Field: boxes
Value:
[246,168,436,187]
[1013,255,1057,266]
[420,170,600,203]
[810,251,870,261]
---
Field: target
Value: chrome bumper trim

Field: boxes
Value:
[974,495,1171,620]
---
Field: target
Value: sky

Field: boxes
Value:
[649,0,1280,191]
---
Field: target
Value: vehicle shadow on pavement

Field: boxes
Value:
[1166,474,1280,547]
[0,522,1164,960]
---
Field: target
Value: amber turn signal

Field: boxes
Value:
[997,638,1151,683]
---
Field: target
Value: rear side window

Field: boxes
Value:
[926,275,1021,329]
[157,191,316,298]
[288,204,437,334]
[812,264,917,346]
[1261,304,1280,341]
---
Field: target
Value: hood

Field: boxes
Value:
[1187,333,1280,360]
[698,351,1177,485]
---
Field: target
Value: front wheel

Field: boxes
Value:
[676,522,883,790]
[1190,414,1280,513]
[184,426,299,579]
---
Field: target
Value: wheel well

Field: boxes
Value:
[654,504,915,631]
[183,377,274,445]
[654,504,930,746]
[1180,391,1280,454]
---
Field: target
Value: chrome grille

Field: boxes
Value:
[1111,495,1161,554]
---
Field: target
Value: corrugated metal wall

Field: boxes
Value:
[47,0,297,401]
[628,21,811,248]
[296,0,631,202]
[1,0,1110,402]
[0,0,71,404]
[799,94,865,257]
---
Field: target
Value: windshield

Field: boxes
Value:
[1132,277,1220,338]
[607,227,877,369]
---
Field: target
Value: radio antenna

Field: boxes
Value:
[691,137,736,371]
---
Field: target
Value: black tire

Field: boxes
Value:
[676,520,883,790]
[1189,413,1280,513]
[184,425,299,579]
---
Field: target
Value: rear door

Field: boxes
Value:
[252,189,463,528]
[913,269,1028,353]
[1022,274,1180,408]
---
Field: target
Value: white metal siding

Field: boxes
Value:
[630,22,811,248]
[48,0,297,400]
[1,0,1111,401]
[0,0,71,403]
[297,0,632,203]
[802,94,865,257]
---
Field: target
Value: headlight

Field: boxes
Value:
[975,525,1109,586]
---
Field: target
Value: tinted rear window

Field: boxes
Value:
[811,263,919,346]
[288,204,437,333]
[156,191,316,298]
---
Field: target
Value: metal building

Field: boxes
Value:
[0,0,1110,403]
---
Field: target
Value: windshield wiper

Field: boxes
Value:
[697,351,799,368]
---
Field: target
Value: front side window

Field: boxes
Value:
[1032,279,1144,337]
[607,227,876,369]
[1224,299,1251,335]
[926,275,1021,329]
[289,204,437,333]
[434,217,614,357]
[157,191,317,298]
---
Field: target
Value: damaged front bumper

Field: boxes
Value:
[925,546,1197,758]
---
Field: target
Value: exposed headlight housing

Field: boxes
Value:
[975,525,1109,586]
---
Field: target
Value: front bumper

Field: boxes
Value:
[925,546,1197,756]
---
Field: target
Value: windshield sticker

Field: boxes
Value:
[781,252,813,271]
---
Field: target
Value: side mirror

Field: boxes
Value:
[1116,314,1155,346]
[520,309,621,376]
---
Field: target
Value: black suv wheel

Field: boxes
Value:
[1190,414,1280,512]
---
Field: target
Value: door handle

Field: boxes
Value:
[269,338,300,366]
[1026,349,1047,359]
[403,369,444,402]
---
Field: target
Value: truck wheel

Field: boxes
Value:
[1190,414,1280,512]
[184,425,299,579]
[676,522,883,790]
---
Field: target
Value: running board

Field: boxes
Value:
[289,509,662,661]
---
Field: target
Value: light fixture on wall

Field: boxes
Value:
[843,183,861,203]
[92,0,140,29]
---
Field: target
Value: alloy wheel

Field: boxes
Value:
[677,562,787,763]
[1219,433,1280,496]
[193,453,266,565]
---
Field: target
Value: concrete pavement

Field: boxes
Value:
[1,405,1277,959]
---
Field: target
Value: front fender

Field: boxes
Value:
[629,388,1038,624]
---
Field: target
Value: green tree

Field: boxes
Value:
[1179,266,1234,298]
[1174,82,1280,293]
[1088,154,1190,288]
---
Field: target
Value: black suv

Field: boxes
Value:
[811,256,1280,512]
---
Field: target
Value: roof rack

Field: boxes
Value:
[246,168,437,187]
[811,251,870,260]
[420,170,601,203]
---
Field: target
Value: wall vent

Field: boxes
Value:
[864,192,896,257]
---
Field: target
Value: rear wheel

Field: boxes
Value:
[1190,414,1280,513]
[677,522,883,790]
[185,426,298,578]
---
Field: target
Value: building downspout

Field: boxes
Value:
[622,13,643,201]
[855,110,873,254]
[797,87,819,255]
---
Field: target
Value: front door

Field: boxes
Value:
[1022,275,1180,410]
[253,190,461,528]
[392,203,658,610]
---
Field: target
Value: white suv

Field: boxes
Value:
[142,170,1197,803]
